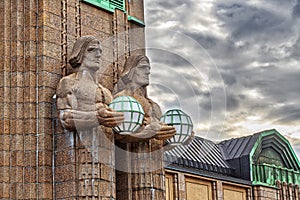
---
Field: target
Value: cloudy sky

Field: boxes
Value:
[143,0,300,154]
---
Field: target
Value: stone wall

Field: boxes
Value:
[253,181,300,200]
[253,186,278,200]
[165,170,252,200]
[0,0,145,199]
[0,1,58,199]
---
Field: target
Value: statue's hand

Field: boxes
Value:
[148,122,176,141]
[115,122,176,143]
[97,107,124,127]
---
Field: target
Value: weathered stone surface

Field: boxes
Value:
[1,0,146,199]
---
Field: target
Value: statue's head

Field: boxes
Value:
[121,55,151,88]
[68,35,102,71]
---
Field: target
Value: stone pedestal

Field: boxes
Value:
[116,140,166,200]
[55,126,116,199]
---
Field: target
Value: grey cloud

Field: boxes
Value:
[154,0,192,9]
[275,112,300,124]
[215,2,295,46]
[220,71,237,86]
[293,0,300,18]
[145,0,300,145]
[226,93,240,111]
[183,32,218,49]
[248,69,300,102]
[291,36,300,58]
[145,0,194,28]
[267,105,300,124]
[284,136,300,157]
[147,49,192,68]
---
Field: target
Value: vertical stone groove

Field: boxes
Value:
[61,0,67,76]
[8,0,13,198]
[112,11,118,85]
[75,0,81,39]
[35,0,40,198]
[22,0,26,197]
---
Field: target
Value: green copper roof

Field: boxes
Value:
[219,129,300,187]
[128,16,145,27]
[252,163,300,187]
[250,129,300,170]
[250,129,300,187]
[82,0,125,13]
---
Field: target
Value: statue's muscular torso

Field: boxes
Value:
[56,71,113,112]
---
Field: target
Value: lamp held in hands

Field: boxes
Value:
[109,96,144,134]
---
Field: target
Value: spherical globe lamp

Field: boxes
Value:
[160,109,193,146]
[109,96,144,134]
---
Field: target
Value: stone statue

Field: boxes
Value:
[113,54,176,143]
[56,35,124,198]
[56,35,124,132]
[113,54,176,200]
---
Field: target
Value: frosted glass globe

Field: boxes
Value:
[109,96,144,134]
[160,109,193,146]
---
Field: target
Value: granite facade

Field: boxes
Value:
[0,0,146,199]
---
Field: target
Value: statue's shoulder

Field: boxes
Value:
[149,99,162,118]
[59,73,77,83]
[56,73,77,98]
[113,90,130,98]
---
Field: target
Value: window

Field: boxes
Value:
[165,173,174,200]
[185,178,213,200]
[82,0,125,12]
[223,184,247,200]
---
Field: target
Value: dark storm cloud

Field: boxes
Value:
[226,92,240,111]
[215,2,296,46]
[221,72,237,86]
[145,0,300,148]
[291,35,300,58]
[236,67,300,102]
[275,111,300,124]
[149,62,210,108]
[266,104,300,124]
[216,3,283,36]
[293,0,300,17]
[182,32,219,49]
[147,48,193,68]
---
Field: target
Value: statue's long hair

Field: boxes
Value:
[113,55,150,94]
[68,35,97,68]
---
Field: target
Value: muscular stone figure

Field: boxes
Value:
[56,35,124,132]
[56,35,124,199]
[113,54,176,142]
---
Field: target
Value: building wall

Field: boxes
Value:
[253,181,300,200]
[253,186,278,200]
[165,170,252,200]
[0,0,145,199]
[0,1,57,199]
[166,169,300,200]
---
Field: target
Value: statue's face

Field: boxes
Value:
[81,39,102,72]
[132,58,151,87]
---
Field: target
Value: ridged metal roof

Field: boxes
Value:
[165,129,300,182]
[218,129,300,181]
[164,136,235,176]
[218,133,260,160]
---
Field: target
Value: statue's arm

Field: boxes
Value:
[150,102,176,140]
[115,101,176,143]
[115,121,176,143]
[56,77,124,131]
